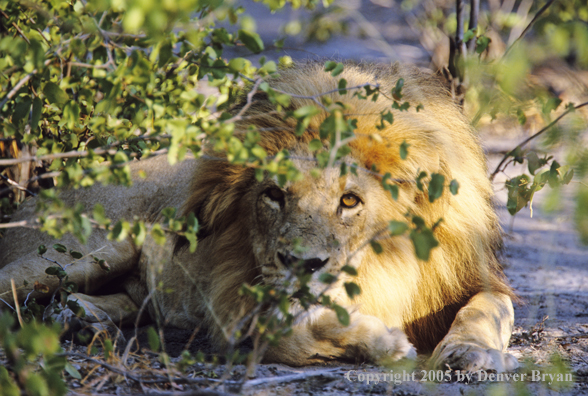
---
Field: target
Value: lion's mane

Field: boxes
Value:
[180,62,512,352]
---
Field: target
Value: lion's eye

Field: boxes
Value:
[265,187,285,202]
[340,193,360,209]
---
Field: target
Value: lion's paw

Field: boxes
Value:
[431,342,518,372]
[370,326,417,363]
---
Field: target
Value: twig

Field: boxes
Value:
[242,369,340,388]
[502,0,557,58]
[223,79,263,124]
[0,174,37,196]
[490,101,588,181]
[10,279,24,326]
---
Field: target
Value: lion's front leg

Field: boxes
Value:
[431,292,518,372]
[263,308,416,366]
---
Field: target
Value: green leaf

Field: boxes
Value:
[66,299,86,318]
[43,82,68,105]
[37,245,47,255]
[463,29,475,42]
[332,304,349,326]
[400,141,410,160]
[475,35,491,54]
[341,265,357,276]
[109,220,130,242]
[324,61,337,71]
[542,97,562,114]
[329,62,344,76]
[65,362,82,380]
[410,228,439,261]
[370,240,383,254]
[388,221,408,236]
[53,244,67,253]
[562,169,574,185]
[228,57,248,73]
[319,273,336,284]
[338,78,347,94]
[69,250,83,259]
[428,173,445,203]
[31,97,43,130]
[147,326,160,352]
[392,78,404,100]
[151,224,166,245]
[449,179,460,195]
[238,30,264,53]
[527,152,541,175]
[132,222,146,246]
[344,282,361,299]
[309,139,323,152]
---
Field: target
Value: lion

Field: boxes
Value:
[0,61,517,371]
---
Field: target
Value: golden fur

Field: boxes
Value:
[0,62,516,370]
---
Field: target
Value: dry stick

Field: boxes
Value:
[242,369,340,388]
[0,174,37,196]
[490,101,588,182]
[10,279,24,326]
[223,78,264,124]
[502,0,557,58]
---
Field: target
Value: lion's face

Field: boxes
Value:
[248,146,392,302]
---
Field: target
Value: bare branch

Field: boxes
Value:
[0,174,37,196]
[223,79,264,124]
[490,101,588,181]
[503,0,557,58]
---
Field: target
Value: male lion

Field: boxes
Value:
[0,61,517,371]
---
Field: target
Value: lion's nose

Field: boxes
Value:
[277,252,329,273]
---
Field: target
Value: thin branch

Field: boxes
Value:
[242,369,340,389]
[503,0,557,58]
[490,101,588,181]
[0,174,37,196]
[223,79,263,124]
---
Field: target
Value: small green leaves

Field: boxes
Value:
[392,78,404,100]
[344,282,361,299]
[147,326,161,352]
[52,244,67,253]
[238,30,264,53]
[400,141,410,160]
[43,82,68,105]
[388,220,409,236]
[69,250,83,259]
[409,216,439,261]
[319,273,336,284]
[45,266,67,278]
[332,304,350,326]
[449,180,460,195]
[341,265,358,276]
[428,173,445,203]
[475,35,491,54]
[324,61,344,76]
[37,245,47,255]
[370,240,383,254]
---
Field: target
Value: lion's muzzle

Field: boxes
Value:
[277,252,329,274]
